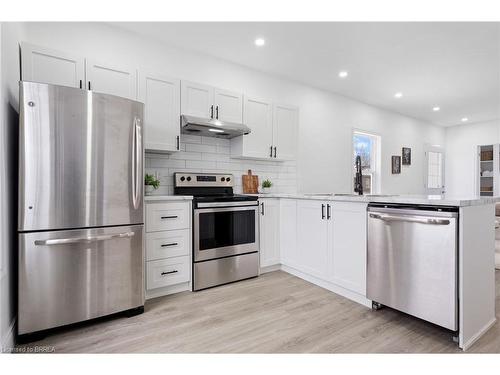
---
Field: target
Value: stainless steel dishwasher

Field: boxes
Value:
[367,204,458,331]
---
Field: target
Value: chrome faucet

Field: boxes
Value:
[354,155,363,195]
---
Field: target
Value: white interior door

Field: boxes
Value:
[21,42,85,88]
[241,96,274,159]
[425,145,445,195]
[214,88,243,123]
[86,60,137,100]
[139,71,180,152]
[181,81,214,118]
[273,103,298,160]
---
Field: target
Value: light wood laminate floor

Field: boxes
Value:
[16,270,500,353]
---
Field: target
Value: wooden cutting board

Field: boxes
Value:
[242,170,259,194]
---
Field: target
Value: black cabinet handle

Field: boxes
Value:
[216,105,219,119]
[176,135,180,150]
[161,270,178,276]
[270,145,273,157]
[161,215,178,219]
[79,80,82,89]
[88,81,91,90]
[210,105,214,119]
[321,204,325,220]
[161,242,178,247]
[327,204,331,220]
[274,147,277,158]
[261,202,265,216]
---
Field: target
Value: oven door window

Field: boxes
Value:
[198,209,256,250]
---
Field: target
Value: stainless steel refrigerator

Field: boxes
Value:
[18,81,145,336]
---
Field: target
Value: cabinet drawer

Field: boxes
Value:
[146,202,190,232]
[147,256,190,290]
[146,229,190,261]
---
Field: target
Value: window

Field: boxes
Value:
[353,131,381,194]
[425,146,445,194]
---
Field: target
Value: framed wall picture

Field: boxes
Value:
[402,147,411,165]
[392,155,401,174]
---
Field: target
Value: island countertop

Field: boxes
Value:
[252,193,500,207]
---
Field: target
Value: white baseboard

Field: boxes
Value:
[260,264,281,274]
[460,317,497,351]
[1,318,16,353]
[146,282,191,300]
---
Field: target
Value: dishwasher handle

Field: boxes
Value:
[369,213,451,225]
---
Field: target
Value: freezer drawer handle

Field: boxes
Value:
[369,213,450,225]
[161,242,178,247]
[161,270,178,276]
[160,215,178,219]
[34,231,135,246]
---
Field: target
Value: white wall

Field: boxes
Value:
[445,120,500,197]
[19,22,445,195]
[1,22,25,352]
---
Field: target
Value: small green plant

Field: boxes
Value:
[262,179,272,188]
[145,174,160,189]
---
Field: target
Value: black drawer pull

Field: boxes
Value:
[160,215,178,219]
[161,270,178,276]
[161,242,178,247]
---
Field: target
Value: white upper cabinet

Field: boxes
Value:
[214,88,243,123]
[181,81,215,118]
[273,104,298,161]
[259,199,281,268]
[85,60,137,100]
[232,96,273,159]
[21,42,85,88]
[139,71,180,153]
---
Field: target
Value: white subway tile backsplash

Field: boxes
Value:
[145,136,297,193]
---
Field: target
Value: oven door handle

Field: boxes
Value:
[196,201,259,209]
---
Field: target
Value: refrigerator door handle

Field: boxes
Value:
[131,117,142,210]
[34,231,135,246]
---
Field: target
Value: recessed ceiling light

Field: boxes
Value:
[432,106,440,112]
[254,38,265,47]
[338,71,348,78]
[394,92,403,99]
[461,117,468,122]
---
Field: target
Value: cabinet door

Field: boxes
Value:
[330,202,367,295]
[296,200,328,278]
[280,199,298,268]
[240,96,274,159]
[214,88,243,123]
[259,199,280,268]
[181,81,214,118]
[139,71,180,152]
[273,103,298,160]
[21,42,85,88]
[86,60,137,100]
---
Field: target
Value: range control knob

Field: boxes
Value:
[226,177,231,182]
[221,177,226,182]
[180,176,185,182]
[186,176,192,181]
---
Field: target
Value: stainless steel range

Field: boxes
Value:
[174,173,259,291]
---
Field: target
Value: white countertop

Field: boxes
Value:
[253,193,500,207]
[144,195,193,201]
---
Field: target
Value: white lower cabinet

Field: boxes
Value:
[279,199,298,268]
[259,198,281,269]
[145,200,192,298]
[329,202,368,295]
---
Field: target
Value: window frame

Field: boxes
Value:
[351,129,381,194]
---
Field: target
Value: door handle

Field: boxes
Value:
[79,80,82,89]
[261,202,265,216]
[369,213,450,225]
[161,270,178,276]
[161,242,178,247]
[321,204,325,220]
[210,105,214,119]
[88,81,91,90]
[131,117,142,210]
[34,231,135,246]
[216,105,219,119]
[327,204,331,220]
[161,215,178,219]
[274,147,277,158]
[270,146,273,157]
[176,135,180,150]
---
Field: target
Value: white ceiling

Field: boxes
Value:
[115,22,500,127]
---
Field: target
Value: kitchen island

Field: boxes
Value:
[256,193,499,350]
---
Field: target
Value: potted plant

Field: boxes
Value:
[144,173,160,195]
[261,179,272,194]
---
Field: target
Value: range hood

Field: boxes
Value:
[181,115,251,139]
